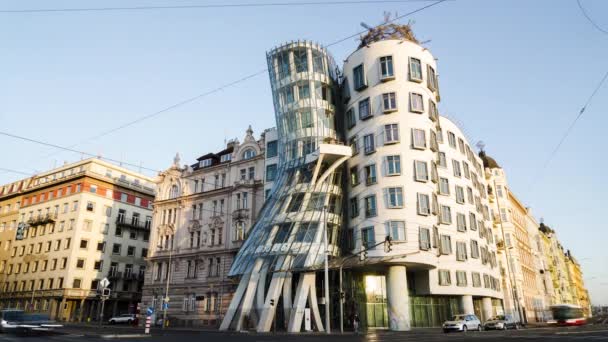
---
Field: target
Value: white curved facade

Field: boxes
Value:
[343,39,502,329]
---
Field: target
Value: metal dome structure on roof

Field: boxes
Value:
[478,150,500,169]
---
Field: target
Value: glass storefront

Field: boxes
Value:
[364,275,388,328]
[409,296,460,327]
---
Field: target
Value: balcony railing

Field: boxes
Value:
[27,213,58,226]
[108,270,122,279]
[232,208,250,221]
[116,216,151,231]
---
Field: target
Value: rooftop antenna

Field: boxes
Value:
[360,22,373,31]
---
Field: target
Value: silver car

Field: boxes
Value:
[443,314,482,333]
[484,315,519,330]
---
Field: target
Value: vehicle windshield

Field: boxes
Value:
[491,315,506,320]
[120,314,132,317]
[451,315,466,321]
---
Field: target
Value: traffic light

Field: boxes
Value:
[359,247,368,261]
[384,235,393,253]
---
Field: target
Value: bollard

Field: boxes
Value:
[145,316,151,335]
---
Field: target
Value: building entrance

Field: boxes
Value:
[364,275,388,328]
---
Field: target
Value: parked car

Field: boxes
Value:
[484,315,519,330]
[443,314,482,333]
[108,314,138,325]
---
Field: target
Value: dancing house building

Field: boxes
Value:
[221,23,503,333]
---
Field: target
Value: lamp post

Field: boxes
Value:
[162,235,173,330]
[494,180,524,325]
[322,205,330,334]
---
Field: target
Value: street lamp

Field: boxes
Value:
[322,205,330,334]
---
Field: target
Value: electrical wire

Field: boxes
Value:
[0,0,448,178]
[577,0,608,35]
[0,1,448,14]
[529,69,608,191]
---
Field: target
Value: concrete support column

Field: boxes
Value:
[461,295,474,315]
[386,265,411,331]
[481,297,493,322]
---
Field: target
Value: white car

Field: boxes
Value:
[443,314,482,333]
[108,314,137,325]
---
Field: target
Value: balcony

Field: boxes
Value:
[116,216,150,231]
[108,269,122,279]
[232,208,250,221]
[27,213,58,226]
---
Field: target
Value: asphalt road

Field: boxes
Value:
[0,325,606,342]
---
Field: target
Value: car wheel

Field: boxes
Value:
[463,325,468,332]
[443,329,449,333]
[109,320,115,325]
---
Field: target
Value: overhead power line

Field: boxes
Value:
[529,69,608,190]
[577,0,608,35]
[0,167,32,177]
[0,131,161,174]
[0,0,448,14]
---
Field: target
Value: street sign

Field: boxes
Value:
[146,307,154,316]
[99,277,110,289]
[102,288,111,297]
[162,303,169,310]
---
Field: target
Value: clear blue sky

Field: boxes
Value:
[0,0,606,304]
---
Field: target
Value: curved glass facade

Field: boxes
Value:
[229,41,345,276]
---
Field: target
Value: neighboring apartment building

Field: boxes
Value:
[564,250,592,317]
[483,152,545,323]
[142,127,267,327]
[0,159,154,322]
[538,223,575,306]
[0,179,31,287]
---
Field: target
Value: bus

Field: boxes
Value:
[549,304,586,326]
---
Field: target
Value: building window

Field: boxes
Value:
[384,124,399,144]
[364,164,377,185]
[456,242,467,261]
[428,100,439,122]
[379,56,394,80]
[266,164,277,182]
[447,131,456,148]
[456,213,467,232]
[266,140,278,158]
[386,187,403,208]
[412,129,426,149]
[382,93,397,113]
[127,246,135,256]
[349,197,359,218]
[346,109,356,129]
[417,193,430,216]
[414,160,428,182]
[79,239,88,249]
[350,166,360,186]
[456,271,467,287]
[409,57,422,82]
[361,227,375,248]
[286,193,305,213]
[427,65,438,91]
[452,160,462,177]
[469,213,478,231]
[438,270,451,286]
[419,227,431,250]
[112,244,121,255]
[364,195,377,217]
[346,137,358,157]
[387,221,405,241]
[455,186,465,204]
[353,64,367,90]
[358,98,371,120]
[386,155,401,176]
[440,205,452,224]
[76,259,85,269]
[439,177,450,195]
[73,279,82,289]
[440,235,452,255]
[472,272,481,287]
[242,149,256,160]
[471,240,480,258]
[363,134,375,154]
[409,93,424,113]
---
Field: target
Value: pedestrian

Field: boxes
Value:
[353,314,360,334]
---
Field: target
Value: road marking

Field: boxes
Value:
[556,329,608,335]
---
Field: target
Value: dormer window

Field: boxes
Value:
[200,159,212,168]
[220,154,231,163]
[242,149,256,160]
